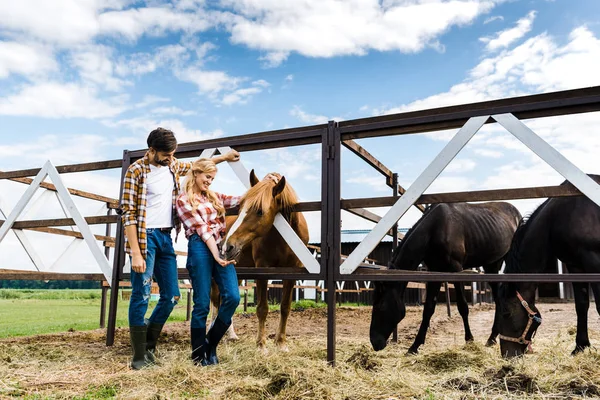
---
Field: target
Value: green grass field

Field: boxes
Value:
[0,289,190,338]
[0,289,326,338]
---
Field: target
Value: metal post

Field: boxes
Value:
[100,208,112,328]
[186,289,192,321]
[391,172,399,343]
[444,282,451,318]
[106,150,130,346]
[100,284,108,328]
[323,121,341,366]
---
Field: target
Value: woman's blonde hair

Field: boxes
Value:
[183,159,225,217]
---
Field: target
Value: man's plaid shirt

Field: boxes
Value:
[120,153,192,258]
[176,192,241,244]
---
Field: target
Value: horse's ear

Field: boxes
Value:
[249,169,259,187]
[272,176,286,197]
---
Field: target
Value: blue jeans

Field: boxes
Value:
[129,229,180,327]
[186,234,240,329]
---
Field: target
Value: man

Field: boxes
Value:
[120,127,239,370]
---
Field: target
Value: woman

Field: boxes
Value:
[176,158,241,366]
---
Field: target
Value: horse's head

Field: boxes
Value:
[497,283,542,358]
[369,281,406,351]
[222,169,297,262]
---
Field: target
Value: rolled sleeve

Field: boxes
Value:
[219,193,242,210]
[121,168,138,226]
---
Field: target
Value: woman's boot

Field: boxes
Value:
[205,318,230,365]
[191,327,208,366]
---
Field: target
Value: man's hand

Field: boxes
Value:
[225,149,240,162]
[131,253,146,273]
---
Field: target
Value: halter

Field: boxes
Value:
[498,291,542,347]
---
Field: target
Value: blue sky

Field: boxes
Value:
[1,0,600,272]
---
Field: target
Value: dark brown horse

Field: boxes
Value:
[218,170,308,351]
[370,202,522,354]
[497,176,600,357]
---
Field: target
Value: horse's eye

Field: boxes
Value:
[257,209,263,217]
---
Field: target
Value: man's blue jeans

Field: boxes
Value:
[186,234,240,329]
[129,229,180,327]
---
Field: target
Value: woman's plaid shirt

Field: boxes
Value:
[120,154,191,258]
[176,192,241,244]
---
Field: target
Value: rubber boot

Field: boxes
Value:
[191,327,208,366]
[205,318,231,365]
[130,326,153,370]
[145,322,164,363]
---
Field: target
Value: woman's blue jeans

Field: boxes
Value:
[186,234,240,329]
[129,228,180,327]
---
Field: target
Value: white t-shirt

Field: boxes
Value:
[145,164,175,229]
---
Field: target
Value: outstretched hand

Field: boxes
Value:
[215,256,236,267]
[225,149,240,162]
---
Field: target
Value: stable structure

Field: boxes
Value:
[2,86,600,365]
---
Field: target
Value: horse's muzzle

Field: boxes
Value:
[223,244,242,262]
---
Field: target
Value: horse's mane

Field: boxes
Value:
[241,173,299,219]
[504,197,553,273]
[389,204,436,269]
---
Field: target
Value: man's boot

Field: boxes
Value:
[191,327,208,366]
[130,326,153,370]
[145,322,164,363]
[205,318,230,365]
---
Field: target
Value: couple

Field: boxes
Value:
[120,127,241,369]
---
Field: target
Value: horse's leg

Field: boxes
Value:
[209,279,220,331]
[591,283,600,317]
[453,282,474,343]
[275,279,294,352]
[483,260,503,346]
[407,281,442,355]
[255,279,269,352]
[572,280,592,354]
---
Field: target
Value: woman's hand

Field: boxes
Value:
[214,256,236,267]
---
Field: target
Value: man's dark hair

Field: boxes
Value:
[147,128,177,152]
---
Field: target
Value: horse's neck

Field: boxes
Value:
[512,218,554,274]
[394,222,431,271]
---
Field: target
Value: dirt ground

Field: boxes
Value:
[2,302,600,399]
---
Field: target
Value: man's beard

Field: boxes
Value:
[154,155,170,166]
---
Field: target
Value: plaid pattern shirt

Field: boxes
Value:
[120,153,192,258]
[176,192,241,244]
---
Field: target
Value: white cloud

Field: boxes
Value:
[346,173,391,193]
[150,106,197,116]
[221,87,263,105]
[0,82,127,118]
[115,44,190,76]
[105,117,224,147]
[483,15,504,24]
[480,10,536,51]
[252,79,270,88]
[445,158,477,173]
[221,0,497,65]
[98,5,213,42]
[176,67,243,94]
[285,74,294,82]
[0,133,113,167]
[135,95,171,108]
[290,106,344,124]
[473,148,503,158]
[0,41,57,79]
[378,26,600,117]
[0,1,213,47]
[69,45,130,91]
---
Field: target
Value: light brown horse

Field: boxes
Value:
[214,170,308,351]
